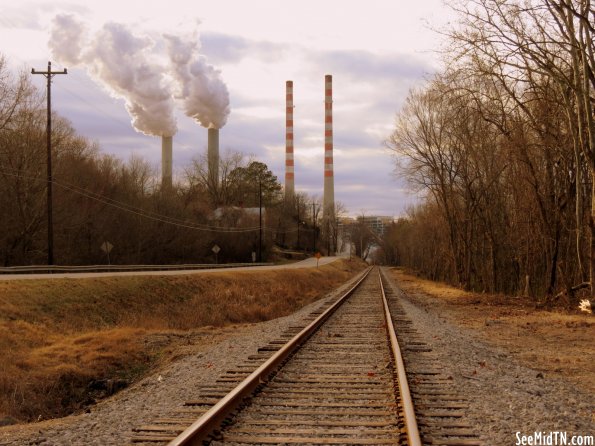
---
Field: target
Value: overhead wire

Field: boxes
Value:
[0,167,259,232]
[0,167,312,235]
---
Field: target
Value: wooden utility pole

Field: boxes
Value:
[296,195,300,250]
[312,200,317,253]
[32,61,67,266]
[258,178,262,263]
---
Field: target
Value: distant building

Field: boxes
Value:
[337,217,356,237]
[337,215,395,238]
[337,215,394,256]
[356,215,394,237]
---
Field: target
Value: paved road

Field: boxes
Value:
[0,256,342,281]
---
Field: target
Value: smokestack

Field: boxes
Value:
[161,135,173,189]
[323,74,335,223]
[285,80,295,201]
[207,128,219,188]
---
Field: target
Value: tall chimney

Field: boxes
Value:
[207,128,219,189]
[285,80,295,202]
[161,135,173,189]
[323,74,335,225]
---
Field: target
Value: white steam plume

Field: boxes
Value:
[49,14,177,137]
[165,33,230,129]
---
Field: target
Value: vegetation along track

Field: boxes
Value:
[131,267,481,445]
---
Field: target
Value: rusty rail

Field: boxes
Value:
[379,268,422,446]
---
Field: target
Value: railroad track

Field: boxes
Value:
[131,267,481,445]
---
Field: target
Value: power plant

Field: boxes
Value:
[161,135,173,189]
[285,80,295,202]
[157,75,334,231]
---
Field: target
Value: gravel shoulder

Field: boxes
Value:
[384,267,594,445]
[0,269,364,446]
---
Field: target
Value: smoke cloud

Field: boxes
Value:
[49,14,177,137]
[165,33,230,129]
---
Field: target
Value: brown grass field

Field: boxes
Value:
[0,259,365,424]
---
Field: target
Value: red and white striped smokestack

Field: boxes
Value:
[323,74,335,223]
[285,80,295,201]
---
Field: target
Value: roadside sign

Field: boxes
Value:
[212,244,220,264]
[100,241,113,254]
[100,241,113,265]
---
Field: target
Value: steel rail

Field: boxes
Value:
[379,268,422,446]
[167,266,374,446]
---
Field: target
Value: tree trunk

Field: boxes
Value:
[591,171,595,299]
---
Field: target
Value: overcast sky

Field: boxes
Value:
[0,0,452,217]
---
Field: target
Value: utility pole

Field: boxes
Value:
[312,200,317,253]
[296,195,300,251]
[32,61,67,266]
[327,219,331,255]
[258,178,262,262]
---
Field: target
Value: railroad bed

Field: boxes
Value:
[131,267,481,445]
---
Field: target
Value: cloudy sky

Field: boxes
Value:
[0,0,452,217]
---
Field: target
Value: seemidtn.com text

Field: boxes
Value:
[516,432,594,446]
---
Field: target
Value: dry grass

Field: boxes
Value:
[1,327,151,421]
[393,271,477,302]
[0,259,365,423]
[389,267,595,395]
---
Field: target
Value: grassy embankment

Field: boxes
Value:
[0,259,365,424]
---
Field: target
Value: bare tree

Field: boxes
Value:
[445,0,594,295]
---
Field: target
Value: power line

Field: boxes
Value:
[0,166,315,238]
[0,167,285,234]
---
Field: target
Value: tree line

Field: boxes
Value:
[385,0,594,299]
[0,55,330,266]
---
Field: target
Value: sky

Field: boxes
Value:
[0,0,452,217]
